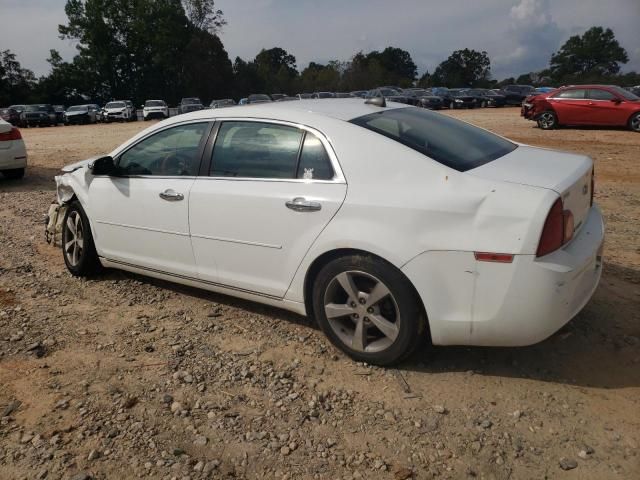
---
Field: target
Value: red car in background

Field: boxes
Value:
[522,85,640,132]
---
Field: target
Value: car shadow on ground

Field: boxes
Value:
[0,166,59,192]
[93,264,640,391]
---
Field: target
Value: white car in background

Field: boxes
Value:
[54,99,604,365]
[0,119,27,179]
[103,100,134,122]
[142,100,169,121]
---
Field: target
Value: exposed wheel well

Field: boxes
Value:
[303,248,431,342]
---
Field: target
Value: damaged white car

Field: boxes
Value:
[52,99,604,365]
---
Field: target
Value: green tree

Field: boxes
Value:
[417,71,432,88]
[550,27,628,81]
[432,49,491,87]
[57,0,230,104]
[253,47,298,93]
[0,50,37,105]
[183,29,233,101]
[182,0,226,33]
[298,62,341,93]
[341,48,417,90]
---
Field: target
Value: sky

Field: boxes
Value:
[1,0,639,79]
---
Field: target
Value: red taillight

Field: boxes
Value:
[536,198,574,257]
[0,127,22,142]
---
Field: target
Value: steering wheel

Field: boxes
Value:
[160,151,187,175]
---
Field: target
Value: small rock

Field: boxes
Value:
[162,394,173,404]
[2,399,21,417]
[559,458,578,470]
[87,449,100,461]
[194,435,208,446]
[433,405,447,414]
[578,445,595,459]
[170,401,183,413]
[480,419,492,429]
[280,446,291,456]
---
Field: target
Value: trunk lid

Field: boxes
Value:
[469,145,593,235]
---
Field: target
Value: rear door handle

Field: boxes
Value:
[286,197,322,212]
[159,189,184,201]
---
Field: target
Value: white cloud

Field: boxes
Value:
[492,0,563,78]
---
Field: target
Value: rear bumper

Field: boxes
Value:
[402,205,604,346]
[0,141,28,170]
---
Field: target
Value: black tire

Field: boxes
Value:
[537,111,558,130]
[2,168,25,180]
[62,201,101,277]
[629,112,640,132]
[312,254,427,366]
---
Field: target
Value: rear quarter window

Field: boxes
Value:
[350,107,517,172]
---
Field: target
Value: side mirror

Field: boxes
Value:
[89,156,115,175]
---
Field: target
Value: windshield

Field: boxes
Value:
[145,100,165,107]
[26,105,48,112]
[106,102,125,108]
[316,92,335,98]
[248,94,270,101]
[350,107,517,172]
[610,86,639,101]
[182,98,201,105]
[67,106,87,112]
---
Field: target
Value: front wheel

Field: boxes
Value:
[312,255,427,366]
[62,202,101,276]
[629,112,640,132]
[537,111,557,130]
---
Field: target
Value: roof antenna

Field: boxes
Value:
[365,95,386,107]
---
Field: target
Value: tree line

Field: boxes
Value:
[1,0,638,107]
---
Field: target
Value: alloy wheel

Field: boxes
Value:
[631,114,640,132]
[323,271,400,353]
[539,112,556,129]
[64,210,84,267]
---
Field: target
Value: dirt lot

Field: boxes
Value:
[0,109,638,480]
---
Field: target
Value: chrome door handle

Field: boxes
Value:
[286,197,322,212]
[159,189,184,201]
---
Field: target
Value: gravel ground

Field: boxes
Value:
[0,109,638,480]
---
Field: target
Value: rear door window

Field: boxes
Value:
[587,89,615,100]
[211,122,303,179]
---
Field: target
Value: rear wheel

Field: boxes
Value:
[629,112,640,132]
[537,111,557,130]
[312,254,427,366]
[62,202,101,276]
[2,168,24,180]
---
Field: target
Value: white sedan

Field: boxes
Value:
[0,119,27,179]
[54,99,604,365]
